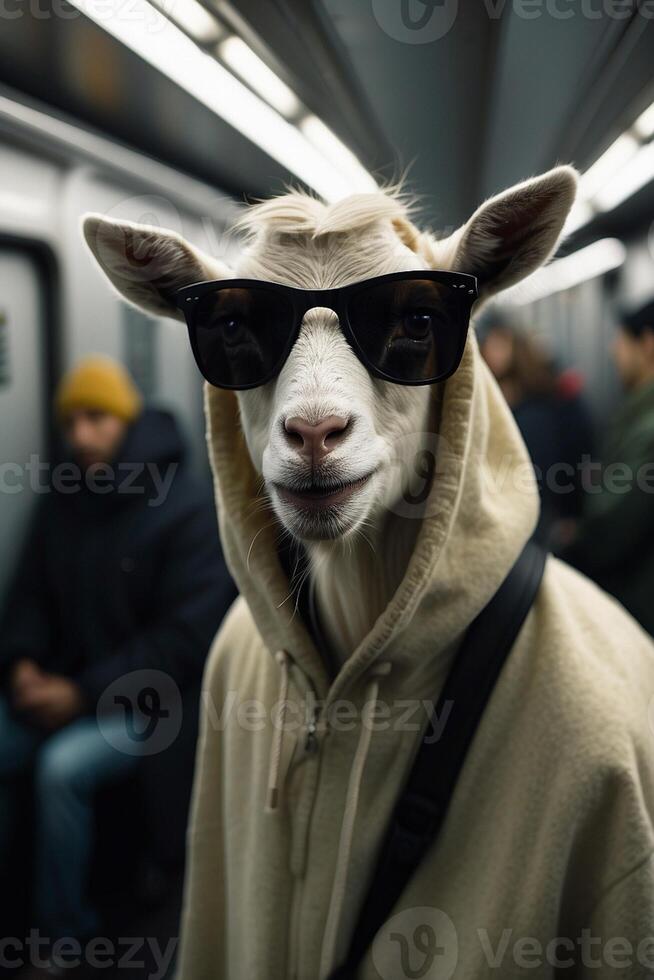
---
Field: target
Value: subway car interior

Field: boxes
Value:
[1,2,654,978]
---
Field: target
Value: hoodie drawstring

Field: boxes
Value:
[319,661,392,978]
[265,653,394,974]
[266,650,290,812]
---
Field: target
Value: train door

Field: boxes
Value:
[0,246,48,602]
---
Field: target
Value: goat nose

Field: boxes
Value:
[284,415,349,461]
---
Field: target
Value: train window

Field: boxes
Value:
[0,309,10,386]
[123,304,158,402]
[0,248,46,600]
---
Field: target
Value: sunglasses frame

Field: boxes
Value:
[173,269,479,391]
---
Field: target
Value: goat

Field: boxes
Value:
[83,167,577,666]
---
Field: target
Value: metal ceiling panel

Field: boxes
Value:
[0,11,299,200]
[320,0,504,228]
[481,8,654,195]
[317,0,654,232]
[211,0,395,171]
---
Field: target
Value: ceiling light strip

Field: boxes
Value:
[507,238,626,305]
[218,36,300,118]
[68,0,376,201]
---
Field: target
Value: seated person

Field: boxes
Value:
[0,355,236,967]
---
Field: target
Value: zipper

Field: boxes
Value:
[286,665,380,978]
[287,680,326,979]
[304,688,319,753]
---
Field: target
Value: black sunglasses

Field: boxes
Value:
[173,270,478,391]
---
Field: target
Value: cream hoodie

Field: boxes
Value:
[176,334,654,980]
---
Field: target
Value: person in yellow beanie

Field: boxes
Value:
[0,354,236,967]
[54,354,142,471]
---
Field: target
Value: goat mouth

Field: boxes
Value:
[274,473,373,511]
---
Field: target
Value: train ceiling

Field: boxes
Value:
[1,0,653,233]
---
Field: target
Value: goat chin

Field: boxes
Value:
[269,470,379,543]
[303,503,422,668]
[267,461,423,665]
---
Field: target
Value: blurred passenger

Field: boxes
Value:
[564,298,654,635]
[0,355,236,967]
[480,315,594,544]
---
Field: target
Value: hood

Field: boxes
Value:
[205,330,539,701]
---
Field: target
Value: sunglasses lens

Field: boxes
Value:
[346,278,468,383]
[191,287,295,389]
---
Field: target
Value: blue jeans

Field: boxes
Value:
[0,695,140,940]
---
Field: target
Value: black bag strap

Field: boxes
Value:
[327,539,547,980]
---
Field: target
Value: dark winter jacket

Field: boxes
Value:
[564,379,654,635]
[513,379,595,543]
[0,408,237,704]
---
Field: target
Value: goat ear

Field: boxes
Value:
[82,214,232,320]
[451,166,578,301]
